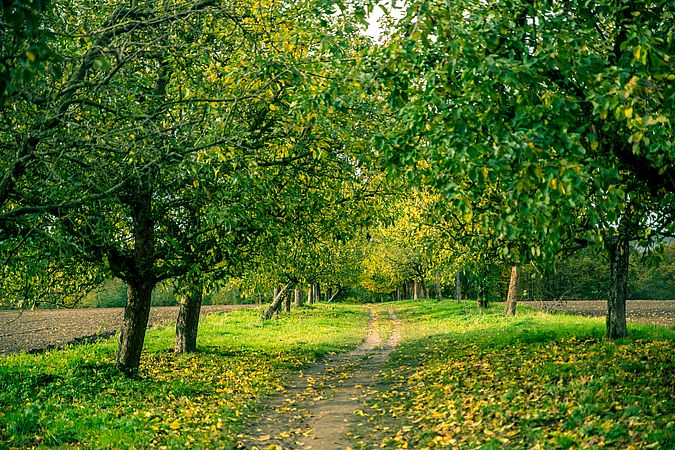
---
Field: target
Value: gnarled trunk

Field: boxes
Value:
[606,235,629,339]
[263,283,291,320]
[175,285,203,353]
[117,281,154,375]
[504,266,521,316]
[116,189,155,376]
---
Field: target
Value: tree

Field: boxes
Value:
[373,0,674,338]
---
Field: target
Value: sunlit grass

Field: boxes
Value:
[0,304,369,449]
[364,300,675,449]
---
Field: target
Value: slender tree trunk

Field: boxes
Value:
[477,282,489,308]
[283,289,291,313]
[327,287,340,302]
[606,235,630,339]
[434,270,442,300]
[315,283,321,303]
[504,266,521,316]
[455,271,462,301]
[294,288,302,307]
[175,284,203,353]
[307,286,313,305]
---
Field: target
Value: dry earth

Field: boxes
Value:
[529,299,675,326]
[0,304,253,355]
[237,308,402,449]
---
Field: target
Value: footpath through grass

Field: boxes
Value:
[0,304,369,449]
[365,300,675,449]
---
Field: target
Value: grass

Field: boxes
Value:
[0,304,370,449]
[1,300,673,449]
[364,300,675,449]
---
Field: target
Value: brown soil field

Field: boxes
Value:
[0,304,255,355]
[529,300,675,326]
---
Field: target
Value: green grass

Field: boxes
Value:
[0,304,370,449]
[365,300,675,449]
[2,300,673,449]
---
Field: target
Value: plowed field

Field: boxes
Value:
[0,304,254,355]
[530,300,675,326]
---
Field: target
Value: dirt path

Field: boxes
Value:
[238,308,402,449]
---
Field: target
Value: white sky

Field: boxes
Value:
[364,1,405,41]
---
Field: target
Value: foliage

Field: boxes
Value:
[0,304,369,448]
[373,0,675,263]
[362,300,675,449]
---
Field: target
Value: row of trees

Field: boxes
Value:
[1,0,672,374]
[1,0,385,374]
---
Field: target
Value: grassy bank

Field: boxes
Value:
[0,304,369,449]
[366,300,675,449]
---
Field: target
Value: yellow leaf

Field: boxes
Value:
[170,421,180,430]
[25,51,36,62]
[269,104,278,111]
[624,107,633,119]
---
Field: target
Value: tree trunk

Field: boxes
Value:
[477,281,489,308]
[314,283,321,303]
[116,189,156,376]
[283,289,291,313]
[455,271,462,301]
[434,270,442,300]
[327,287,341,302]
[504,266,521,316]
[175,284,203,353]
[307,286,313,305]
[294,288,302,307]
[263,283,291,320]
[117,281,154,375]
[606,235,630,339]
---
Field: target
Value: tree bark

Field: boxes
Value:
[294,288,302,307]
[263,283,291,320]
[117,281,154,375]
[283,289,291,313]
[504,266,521,316]
[455,271,462,301]
[116,189,156,375]
[307,286,313,304]
[314,283,321,303]
[433,270,441,300]
[327,287,341,302]
[174,284,203,354]
[606,235,630,339]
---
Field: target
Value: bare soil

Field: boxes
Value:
[0,304,253,355]
[529,300,675,326]
[237,308,402,449]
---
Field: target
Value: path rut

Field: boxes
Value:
[238,308,402,449]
